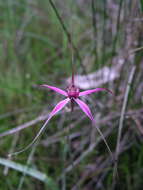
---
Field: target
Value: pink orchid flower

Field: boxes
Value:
[10,78,113,156]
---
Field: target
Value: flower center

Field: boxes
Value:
[67,84,79,99]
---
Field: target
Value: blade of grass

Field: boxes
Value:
[17,144,37,190]
[3,132,19,175]
[113,66,136,184]
[0,157,59,190]
[112,0,123,54]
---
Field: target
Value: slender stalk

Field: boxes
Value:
[91,0,98,63]
[113,66,136,186]
[17,145,37,190]
[71,42,75,86]
[48,0,80,63]
[71,64,74,85]
[112,0,123,54]
[48,0,88,76]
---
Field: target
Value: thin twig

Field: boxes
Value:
[130,46,143,54]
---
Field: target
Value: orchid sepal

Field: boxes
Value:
[41,84,68,96]
[9,98,70,156]
[79,88,113,97]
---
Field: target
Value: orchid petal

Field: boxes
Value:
[79,88,113,96]
[74,98,94,121]
[41,84,68,96]
[49,98,70,117]
[10,98,70,156]
[74,98,113,158]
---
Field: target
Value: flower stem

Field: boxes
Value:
[72,63,74,85]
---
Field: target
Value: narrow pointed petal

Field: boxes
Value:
[74,98,94,121]
[49,98,70,117]
[74,98,113,159]
[9,98,70,156]
[79,88,113,96]
[41,84,68,96]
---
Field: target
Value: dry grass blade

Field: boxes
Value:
[0,114,49,138]
[59,125,114,179]
[113,65,136,185]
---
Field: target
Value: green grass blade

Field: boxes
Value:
[0,158,59,190]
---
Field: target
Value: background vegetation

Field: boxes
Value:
[0,0,143,189]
